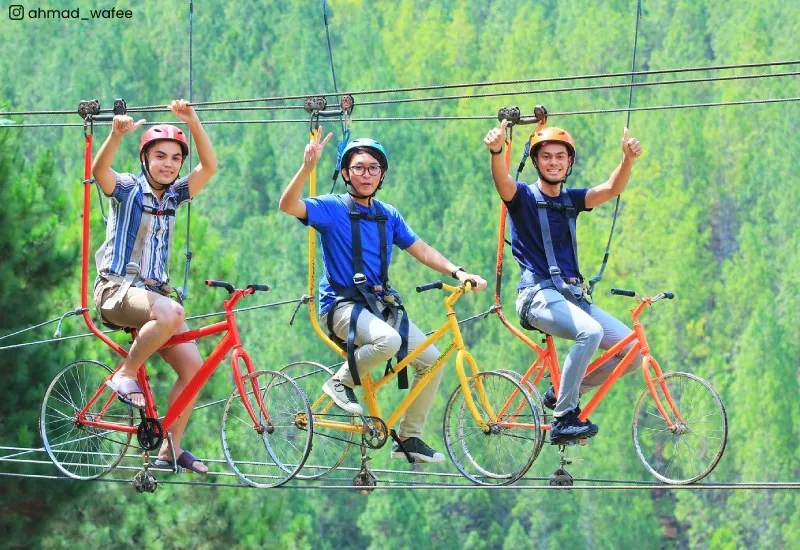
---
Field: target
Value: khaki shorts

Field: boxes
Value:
[94,278,166,329]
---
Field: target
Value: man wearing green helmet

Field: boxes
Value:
[279,129,487,463]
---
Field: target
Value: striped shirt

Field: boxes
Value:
[95,171,191,284]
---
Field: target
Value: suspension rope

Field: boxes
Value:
[321,0,345,137]
[587,0,641,296]
[179,0,195,302]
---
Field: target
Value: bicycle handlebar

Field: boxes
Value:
[247,284,271,293]
[206,280,271,294]
[610,288,676,301]
[610,288,636,297]
[206,280,235,294]
[416,280,443,293]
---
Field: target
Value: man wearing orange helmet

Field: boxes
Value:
[484,120,643,444]
[92,99,217,473]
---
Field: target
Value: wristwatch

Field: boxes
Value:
[451,266,466,279]
[489,147,503,156]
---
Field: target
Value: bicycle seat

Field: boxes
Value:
[519,317,549,336]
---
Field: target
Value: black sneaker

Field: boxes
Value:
[575,406,599,438]
[550,409,598,445]
[391,437,445,463]
[322,378,363,415]
[542,385,556,410]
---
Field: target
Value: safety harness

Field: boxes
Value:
[96,192,180,321]
[518,184,589,329]
[325,194,410,389]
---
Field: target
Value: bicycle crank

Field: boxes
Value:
[360,415,388,449]
[136,417,164,451]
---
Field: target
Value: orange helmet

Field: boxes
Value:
[528,127,576,160]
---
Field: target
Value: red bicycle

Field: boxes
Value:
[38,110,312,489]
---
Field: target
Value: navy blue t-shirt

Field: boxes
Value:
[505,182,591,289]
[301,194,419,314]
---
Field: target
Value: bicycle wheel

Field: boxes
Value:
[632,372,728,484]
[221,370,312,488]
[495,369,547,463]
[40,360,134,480]
[280,361,354,479]
[444,371,541,485]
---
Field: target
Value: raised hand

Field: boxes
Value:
[111,115,145,137]
[303,128,334,169]
[621,127,643,160]
[483,118,508,153]
[169,99,198,124]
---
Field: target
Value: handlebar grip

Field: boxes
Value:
[664,292,675,299]
[247,283,271,293]
[92,115,115,122]
[610,288,636,297]
[416,280,443,293]
[205,280,235,294]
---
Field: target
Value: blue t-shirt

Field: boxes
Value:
[301,194,419,314]
[505,182,591,289]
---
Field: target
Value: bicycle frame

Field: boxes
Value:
[311,282,498,435]
[500,296,686,432]
[76,288,268,435]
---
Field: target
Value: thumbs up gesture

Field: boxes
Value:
[484,119,508,154]
[621,127,643,160]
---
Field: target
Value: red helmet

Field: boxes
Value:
[139,124,189,157]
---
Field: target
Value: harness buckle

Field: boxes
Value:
[353,272,367,286]
[548,266,561,277]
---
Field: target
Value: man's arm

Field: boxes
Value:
[278,129,333,219]
[91,115,145,196]
[168,100,217,198]
[585,127,643,209]
[405,239,487,291]
[484,119,517,202]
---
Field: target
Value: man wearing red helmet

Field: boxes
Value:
[92,99,217,473]
[484,120,643,444]
[279,130,487,463]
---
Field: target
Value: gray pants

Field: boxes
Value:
[516,286,643,418]
[322,302,442,439]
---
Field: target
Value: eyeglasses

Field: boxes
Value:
[347,164,382,176]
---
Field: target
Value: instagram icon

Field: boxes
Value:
[9,5,25,20]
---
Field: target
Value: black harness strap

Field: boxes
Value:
[328,195,409,389]
[530,185,581,306]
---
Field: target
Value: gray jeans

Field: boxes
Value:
[322,302,442,439]
[516,286,642,417]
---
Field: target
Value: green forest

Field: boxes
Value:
[1,0,798,548]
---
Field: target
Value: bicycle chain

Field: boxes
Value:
[297,412,388,449]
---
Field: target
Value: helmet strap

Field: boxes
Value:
[341,172,385,201]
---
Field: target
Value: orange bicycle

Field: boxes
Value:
[497,288,728,485]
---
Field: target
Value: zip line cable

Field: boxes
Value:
[2,59,798,117]
[5,95,799,128]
